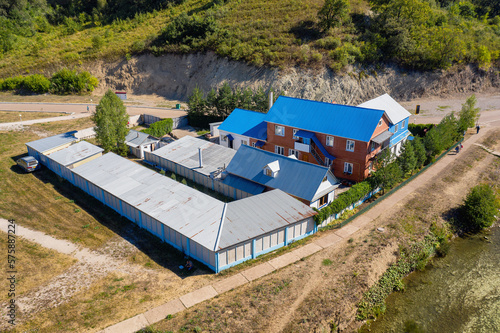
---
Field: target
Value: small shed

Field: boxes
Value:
[26,132,78,162]
[125,129,160,159]
[44,141,104,180]
[115,91,127,100]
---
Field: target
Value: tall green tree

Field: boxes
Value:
[369,149,402,193]
[318,0,350,31]
[412,137,427,169]
[423,126,442,163]
[215,81,237,118]
[398,140,417,175]
[458,94,480,133]
[187,86,206,115]
[92,89,129,155]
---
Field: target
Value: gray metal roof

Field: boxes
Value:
[151,136,236,177]
[358,94,412,125]
[72,153,225,250]
[371,130,393,144]
[226,145,339,202]
[26,132,78,153]
[46,141,103,166]
[125,129,159,148]
[218,189,316,250]
[71,148,317,253]
[220,173,265,196]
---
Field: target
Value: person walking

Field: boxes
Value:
[476,124,480,134]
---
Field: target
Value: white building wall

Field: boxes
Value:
[218,130,250,150]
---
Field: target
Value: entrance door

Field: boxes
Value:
[301,154,308,162]
[228,140,233,149]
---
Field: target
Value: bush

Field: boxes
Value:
[460,184,499,231]
[22,74,51,93]
[408,123,434,137]
[314,180,373,224]
[50,69,98,94]
[1,76,24,90]
[141,118,173,138]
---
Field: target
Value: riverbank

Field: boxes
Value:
[361,222,500,333]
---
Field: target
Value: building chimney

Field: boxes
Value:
[268,91,273,110]
[198,147,203,168]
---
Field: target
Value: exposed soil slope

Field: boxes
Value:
[90,53,500,104]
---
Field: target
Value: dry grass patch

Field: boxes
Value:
[0,231,77,303]
[0,111,67,123]
[12,272,154,332]
[0,91,101,104]
[0,124,116,249]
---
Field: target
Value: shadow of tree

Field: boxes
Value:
[289,20,321,42]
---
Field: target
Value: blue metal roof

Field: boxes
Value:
[226,145,338,202]
[26,132,78,153]
[266,96,385,142]
[220,173,265,195]
[218,108,267,141]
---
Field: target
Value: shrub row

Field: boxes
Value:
[0,69,98,95]
[408,123,434,137]
[356,235,438,320]
[313,181,373,224]
[141,118,173,138]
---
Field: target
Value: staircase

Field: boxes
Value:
[310,144,326,166]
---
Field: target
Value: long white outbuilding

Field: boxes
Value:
[27,134,317,272]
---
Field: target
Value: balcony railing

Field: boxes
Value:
[294,141,310,153]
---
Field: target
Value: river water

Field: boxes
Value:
[362,225,500,333]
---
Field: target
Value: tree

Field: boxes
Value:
[412,137,427,169]
[187,86,206,115]
[369,149,402,193]
[92,89,129,155]
[461,184,499,231]
[398,140,417,175]
[423,126,442,163]
[318,0,351,31]
[457,94,480,133]
[215,82,236,118]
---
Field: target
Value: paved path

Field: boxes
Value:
[97,128,494,333]
[0,113,90,130]
[0,102,187,118]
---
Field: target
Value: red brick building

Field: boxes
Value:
[219,96,395,182]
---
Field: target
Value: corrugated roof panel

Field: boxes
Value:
[151,136,236,177]
[125,129,159,147]
[266,96,384,142]
[220,173,265,195]
[218,108,267,140]
[226,145,338,202]
[72,153,225,250]
[46,141,103,166]
[219,189,316,249]
[358,94,411,125]
[26,132,78,153]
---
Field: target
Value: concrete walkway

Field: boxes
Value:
[98,129,493,333]
[0,113,90,130]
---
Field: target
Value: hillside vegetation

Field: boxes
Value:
[1,0,499,77]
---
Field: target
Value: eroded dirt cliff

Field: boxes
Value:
[88,52,499,103]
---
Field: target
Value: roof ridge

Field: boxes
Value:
[276,96,385,113]
[242,145,330,171]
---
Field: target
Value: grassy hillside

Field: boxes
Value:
[0,0,499,77]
